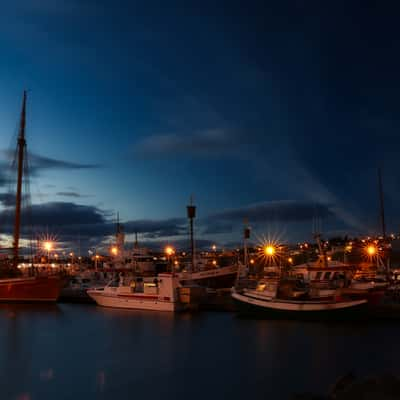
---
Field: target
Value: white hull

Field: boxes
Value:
[232,291,367,312]
[87,290,180,312]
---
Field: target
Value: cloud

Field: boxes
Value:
[207,200,333,224]
[28,152,101,172]
[0,202,188,252]
[56,191,92,198]
[1,150,101,176]
[201,221,234,235]
[123,218,186,238]
[134,128,243,158]
[0,192,29,207]
[0,202,105,228]
[126,238,215,251]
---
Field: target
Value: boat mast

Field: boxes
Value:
[378,167,386,239]
[13,91,27,268]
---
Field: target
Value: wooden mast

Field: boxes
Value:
[13,91,27,268]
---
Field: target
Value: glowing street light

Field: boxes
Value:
[288,257,293,264]
[165,246,175,257]
[111,246,118,256]
[43,241,53,263]
[264,245,275,256]
[367,245,377,256]
[164,246,175,272]
[43,241,53,252]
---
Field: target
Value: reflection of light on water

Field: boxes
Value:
[15,393,31,400]
[97,371,106,392]
[39,368,54,381]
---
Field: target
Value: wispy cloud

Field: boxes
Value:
[56,191,92,198]
[134,128,242,158]
[1,150,101,173]
[207,200,332,223]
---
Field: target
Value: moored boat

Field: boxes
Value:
[87,273,185,312]
[232,287,367,320]
[0,275,61,302]
[0,92,62,302]
[231,276,368,320]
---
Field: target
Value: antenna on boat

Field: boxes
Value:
[239,220,250,286]
[312,204,327,267]
[12,90,27,268]
[378,167,386,240]
[187,195,196,273]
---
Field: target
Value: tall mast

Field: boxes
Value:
[378,167,386,239]
[13,91,27,268]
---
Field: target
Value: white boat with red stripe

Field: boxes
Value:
[87,273,183,312]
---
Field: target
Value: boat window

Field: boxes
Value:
[315,272,323,280]
[133,281,144,293]
[324,272,332,280]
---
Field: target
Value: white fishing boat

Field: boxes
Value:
[231,279,368,320]
[87,273,183,312]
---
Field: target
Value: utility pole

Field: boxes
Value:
[187,196,196,273]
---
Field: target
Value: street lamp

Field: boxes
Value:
[43,241,53,263]
[366,244,379,267]
[165,246,175,272]
[264,245,275,256]
[367,245,377,256]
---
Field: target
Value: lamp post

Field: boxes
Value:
[165,246,175,273]
[43,241,53,265]
[366,244,379,268]
[69,252,74,266]
[263,244,276,274]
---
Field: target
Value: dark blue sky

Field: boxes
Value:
[1,0,400,251]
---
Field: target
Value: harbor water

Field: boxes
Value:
[0,304,399,400]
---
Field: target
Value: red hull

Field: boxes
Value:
[0,276,62,302]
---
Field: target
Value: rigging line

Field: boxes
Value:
[23,145,35,269]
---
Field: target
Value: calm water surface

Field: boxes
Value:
[0,304,399,400]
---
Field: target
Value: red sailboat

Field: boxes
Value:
[0,91,61,302]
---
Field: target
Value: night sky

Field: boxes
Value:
[1,1,400,252]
